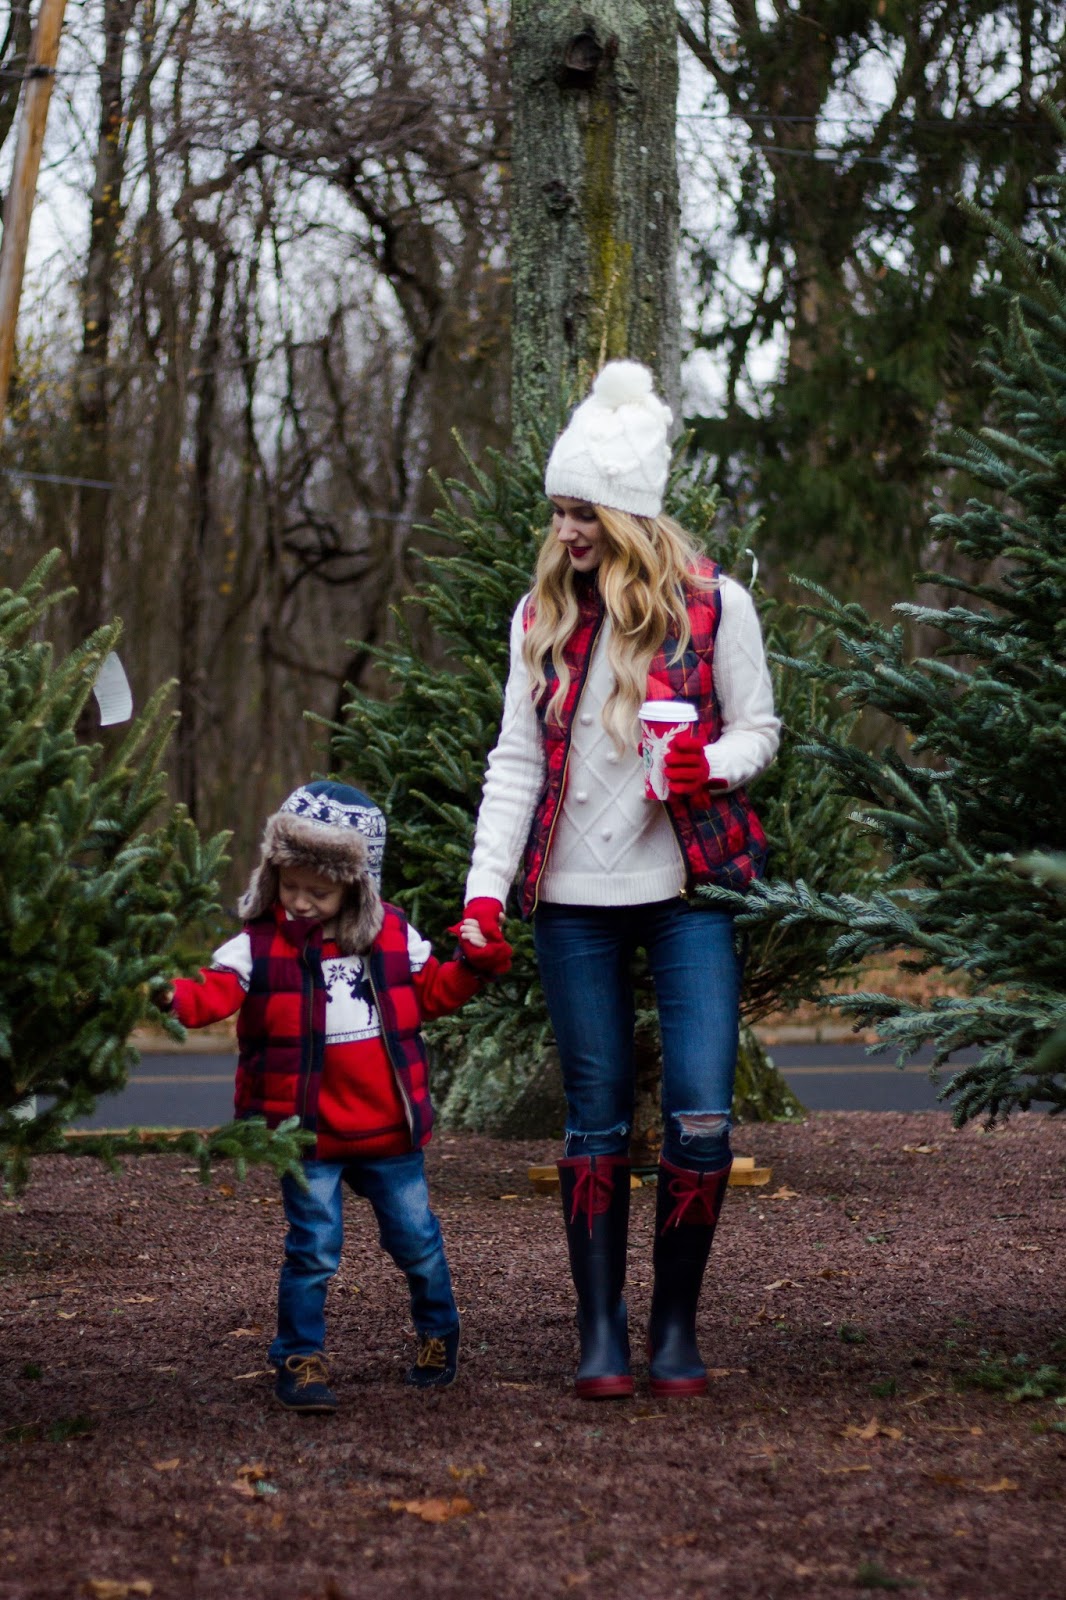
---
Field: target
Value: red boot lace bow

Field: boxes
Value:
[661,1162,731,1231]
[568,1162,617,1234]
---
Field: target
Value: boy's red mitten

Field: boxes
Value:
[458,931,513,976]
[663,731,729,796]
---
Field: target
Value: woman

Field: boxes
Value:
[460,361,779,1399]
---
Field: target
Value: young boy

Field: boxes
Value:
[162,780,510,1413]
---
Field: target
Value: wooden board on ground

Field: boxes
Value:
[527,1157,771,1193]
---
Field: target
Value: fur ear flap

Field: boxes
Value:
[334,877,385,955]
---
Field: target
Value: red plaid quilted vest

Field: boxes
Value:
[234,903,435,1152]
[518,561,768,915]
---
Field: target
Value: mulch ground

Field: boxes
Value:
[1,1112,1063,1600]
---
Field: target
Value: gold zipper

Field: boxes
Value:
[366,962,415,1137]
[531,612,605,914]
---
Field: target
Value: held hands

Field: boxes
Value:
[449,898,513,976]
[663,731,729,798]
[461,897,507,940]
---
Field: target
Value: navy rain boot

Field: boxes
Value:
[647,1158,731,1398]
[557,1154,634,1400]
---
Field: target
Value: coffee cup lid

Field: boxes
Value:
[638,700,698,724]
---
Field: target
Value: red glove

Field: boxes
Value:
[461,897,506,940]
[458,930,513,976]
[663,731,728,797]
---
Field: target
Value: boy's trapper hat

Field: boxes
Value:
[238,780,386,953]
[544,360,672,518]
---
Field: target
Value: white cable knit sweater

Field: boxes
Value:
[466,575,780,909]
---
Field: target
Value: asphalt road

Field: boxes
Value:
[65,1041,972,1130]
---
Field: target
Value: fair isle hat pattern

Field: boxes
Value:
[279,781,387,888]
[544,360,673,518]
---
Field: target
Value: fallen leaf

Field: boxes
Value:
[843,1417,903,1442]
[659,1532,699,1548]
[499,1381,532,1391]
[821,1464,872,1475]
[932,1472,1019,1493]
[764,1277,802,1291]
[235,1462,269,1481]
[83,1583,153,1599]
[628,1412,668,1424]
[498,1193,519,1201]
[707,1367,747,1379]
[563,1575,590,1590]
[389,1496,473,1523]
[123,1295,156,1305]
[230,1479,257,1499]
[815,1267,852,1280]
[57,1311,78,1320]
[232,1370,273,1381]
[768,1187,799,1200]
[1017,1244,1042,1252]
[447,1463,487,1481]
[217,1184,235,1198]
[151,1458,181,1472]
[227,1327,263,1338]
[902,1144,939,1155]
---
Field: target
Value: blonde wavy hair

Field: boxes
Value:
[523,505,718,750]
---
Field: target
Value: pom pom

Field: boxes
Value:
[591,360,655,410]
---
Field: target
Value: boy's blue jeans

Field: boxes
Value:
[269,1150,458,1366]
[533,899,742,1172]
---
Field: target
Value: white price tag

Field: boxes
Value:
[93,651,133,726]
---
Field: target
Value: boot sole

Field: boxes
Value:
[648,1374,708,1398]
[574,1374,635,1400]
[273,1395,337,1414]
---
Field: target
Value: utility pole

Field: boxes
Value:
[0,0,69,428]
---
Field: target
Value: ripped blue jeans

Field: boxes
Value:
[533,900,741,1171]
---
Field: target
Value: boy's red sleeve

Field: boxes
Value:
[170,969,246,1028]
[413,956,484,1021]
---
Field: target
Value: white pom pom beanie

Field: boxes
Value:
[544,359,673,518]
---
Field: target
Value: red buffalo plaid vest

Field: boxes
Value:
[234,903,435,1152]
[518,561,768,915]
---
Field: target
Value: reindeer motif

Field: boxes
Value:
[642,722,681,802]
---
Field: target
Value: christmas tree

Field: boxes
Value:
[700,163,1066,1123]
[0,553,309,1190]
[327,441,879,1138]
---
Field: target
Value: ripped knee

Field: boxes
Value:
[672,1110,731,1147]
[563,1119,630,1158]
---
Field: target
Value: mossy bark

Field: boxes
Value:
[732,1024,806,1125]
[511,0,681,437]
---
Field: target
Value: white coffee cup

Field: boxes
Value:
[638,700,699,801]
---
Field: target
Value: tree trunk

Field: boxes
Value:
[510,0,681,439]
[72,0,138,645]
[733,1024,806,1125]
[177,239,230,820]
